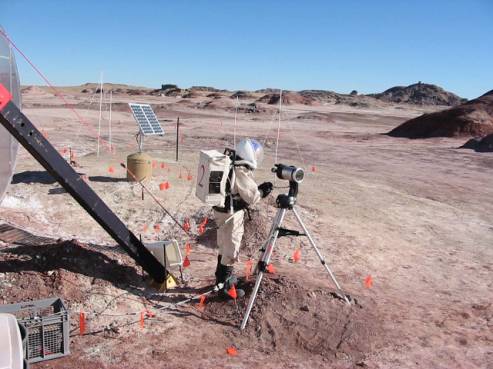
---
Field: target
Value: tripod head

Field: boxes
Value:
[272,164,304,209]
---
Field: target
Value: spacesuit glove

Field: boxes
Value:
[258,182,273,198]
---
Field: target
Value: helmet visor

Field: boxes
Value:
[250,139,264,167]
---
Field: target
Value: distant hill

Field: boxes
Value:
[387,90,493,138]
[257,91,314,105]
[369,83,466,106]
[21,82,467,109]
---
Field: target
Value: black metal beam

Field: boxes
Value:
[0,92,166,283]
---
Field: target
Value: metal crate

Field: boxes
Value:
[0,297,70,363]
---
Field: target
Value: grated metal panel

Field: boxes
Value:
[0,297,70,363]
[0,223,53,246]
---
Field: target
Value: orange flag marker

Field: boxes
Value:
[187,174,193,181]
[183,255,191,268]
[227,284,238,299]
[142,224,149,233]
[79,312,86,335]
[140,311,145,328]
[108,166,115,174]
[160,162,166,169]
[185,242,192,256]
[183,218,190,232]
[266,264,276,274]
[311,165,316,172]
[197,295,206,311]
[159,182,168,191]
[226,346,238,356]
[364,275,373,288]
[292,248,301,263]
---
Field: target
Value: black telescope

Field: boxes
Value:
[271,164,304,183]
[272,164,305,209]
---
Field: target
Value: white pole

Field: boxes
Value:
[108,90,112,152]
[274,89,283,164]
[233,96,239,149]
[97,72,103,157]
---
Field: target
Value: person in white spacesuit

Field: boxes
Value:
[213,138,273,296]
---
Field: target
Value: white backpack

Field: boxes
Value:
[195,150,232,207]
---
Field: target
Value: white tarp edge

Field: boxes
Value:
[0,26,21,205]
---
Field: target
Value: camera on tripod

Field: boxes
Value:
[271,164,304,183]
[272,164,304,209]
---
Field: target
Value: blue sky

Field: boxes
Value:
[1,0,492,98]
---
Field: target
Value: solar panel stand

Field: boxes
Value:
[137,132,144,152]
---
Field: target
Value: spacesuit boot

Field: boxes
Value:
[216,265,245,299]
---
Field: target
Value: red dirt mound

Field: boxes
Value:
[257,92,315,106]
[461,133,493,152]
[205,274,382,366]
[388,90,493,138]
[0,239,144,304]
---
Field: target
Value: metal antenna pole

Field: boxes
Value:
[108,90,112,152]
[240,208,287,330]
[176,117,179,161]
[292,206,350,304]
[233,96,238,149]
[274,89,282,164]
[97,72,103,157]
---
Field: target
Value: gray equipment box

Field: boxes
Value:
[0,297,70,363]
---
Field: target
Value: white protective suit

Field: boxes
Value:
[214,166,261,266]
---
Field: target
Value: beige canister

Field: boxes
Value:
[126,152,152,181]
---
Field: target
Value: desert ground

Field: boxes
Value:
[0,86,492,368]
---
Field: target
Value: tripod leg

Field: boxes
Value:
[292,207,350,304]
[253,207,283,273]
[240,208,287,330]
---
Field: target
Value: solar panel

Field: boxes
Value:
[128,103,164,136]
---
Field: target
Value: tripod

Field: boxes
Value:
[240,172,350,330]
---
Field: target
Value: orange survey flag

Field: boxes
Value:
[197,295,206,311]
[185,243,192,256]
[364,275,373,288]
[266,264,276,274]
[227,284,238,299]
[79,312,85,335]
[292,248,301,262]
[226,346,238,356]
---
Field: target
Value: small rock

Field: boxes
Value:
[300,305,310,312]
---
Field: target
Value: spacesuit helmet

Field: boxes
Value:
[236,138,264,170]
